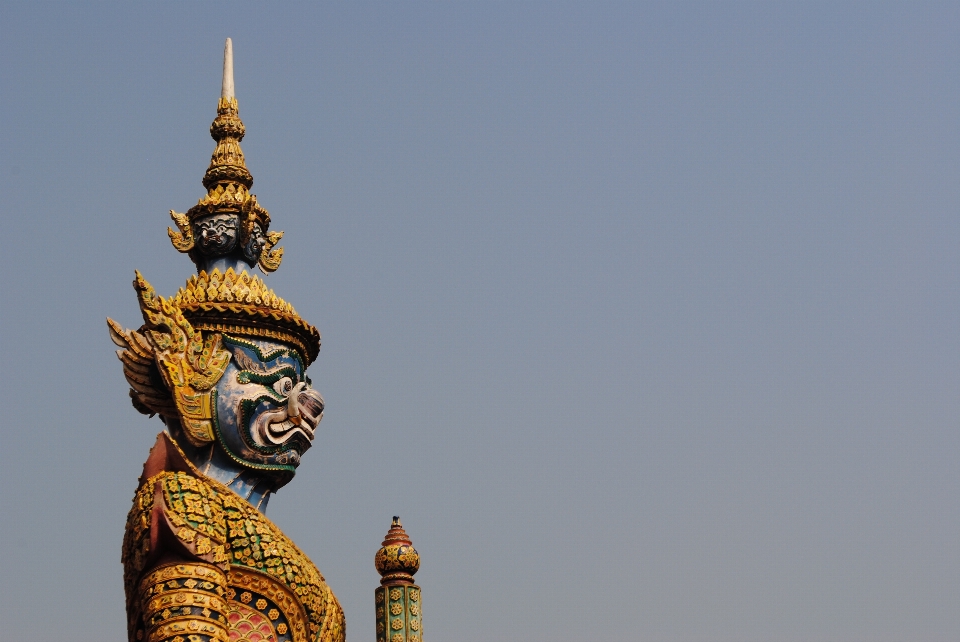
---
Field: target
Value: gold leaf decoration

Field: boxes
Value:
[131,271,231,445]
[167,210,194,252]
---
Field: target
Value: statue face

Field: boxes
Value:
[194,213,240,255]
[243,222,266,264]
[212,335,324,475]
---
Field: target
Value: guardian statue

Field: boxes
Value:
[109,39,345,642]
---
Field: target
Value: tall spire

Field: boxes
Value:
[205,39,251,191]
[221,37,235,99]
[167,38,284,274]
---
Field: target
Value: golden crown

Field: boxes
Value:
[175,267,320,365]
[163,40,318,363]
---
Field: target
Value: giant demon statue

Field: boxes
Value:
[108,40,345,642]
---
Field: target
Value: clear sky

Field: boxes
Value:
[0,3,958,641]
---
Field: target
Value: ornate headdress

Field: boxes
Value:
[108,39,320,439]
[167,39,282,273]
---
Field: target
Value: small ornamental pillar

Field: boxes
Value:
[374,517,422,642]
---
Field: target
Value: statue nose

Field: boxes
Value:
[297,389,325,425]
[287,382,306,422]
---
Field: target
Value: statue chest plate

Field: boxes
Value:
[226,567,309,642]
[123,470,344,642]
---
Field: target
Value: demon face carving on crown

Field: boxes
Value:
[108,270,323,498]
[194,212,241,255]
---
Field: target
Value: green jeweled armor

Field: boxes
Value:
[122,434,345,642]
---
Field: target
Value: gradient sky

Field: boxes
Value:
[1,3,958,641]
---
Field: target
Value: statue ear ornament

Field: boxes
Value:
[108,271,231,445]
[167,209,194,252]
[258,229,284,273]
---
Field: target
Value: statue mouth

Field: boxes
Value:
[265,414,315,444]
[250,388,323,448]
[200,234,225,251]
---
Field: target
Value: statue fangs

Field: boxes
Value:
[108,39,344,642]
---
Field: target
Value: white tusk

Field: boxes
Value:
[287,382,306,418]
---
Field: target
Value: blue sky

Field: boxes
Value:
[0,3,958,641]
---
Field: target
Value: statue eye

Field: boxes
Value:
[273,377,294,396]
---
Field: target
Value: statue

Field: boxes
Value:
[109,39,344,642]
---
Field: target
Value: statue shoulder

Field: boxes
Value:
[157,470,233,558]
[123,470,232,582]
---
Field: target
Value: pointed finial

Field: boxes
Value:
[221,38,235,99]
[373,517,424,640]
[375,516,420,585]
[166,39,284,275]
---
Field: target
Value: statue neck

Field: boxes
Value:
[198,254,255,275]
[196,443,274,512]
[164,421,273,513]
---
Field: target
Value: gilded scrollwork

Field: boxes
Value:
[259,231,284,273]
[125,271,232,445]
[174,267,319,365]
[168,210,195,252]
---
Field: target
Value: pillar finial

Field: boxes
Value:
[375,516,420,585]
[374,517,424,642]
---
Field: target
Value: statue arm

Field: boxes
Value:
[123,435,232,642]
[136,557,230,642]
